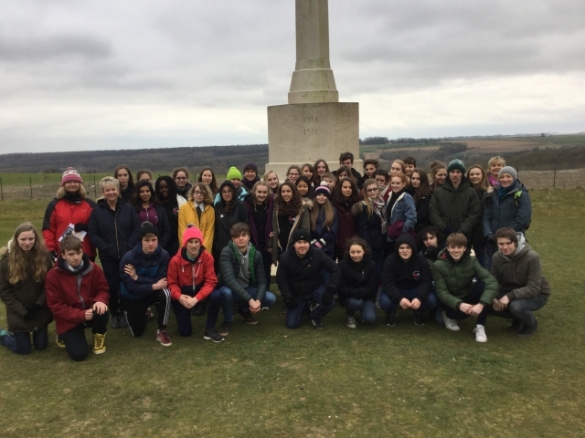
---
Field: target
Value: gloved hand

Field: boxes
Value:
[74,223,89,233]
[24,304,42,320]
[285,299,298,309]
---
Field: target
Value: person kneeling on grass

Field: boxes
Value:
[119,222,172,346]
[45,236,109,361]
[488,228,550,337]
[380,233,437,327]
[167,226,223,343]
[276,229,340,330]
[214,223,276,337]
[432,232,498,342]
[337,237,377,329]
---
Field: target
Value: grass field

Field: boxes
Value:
[0,190,584,437]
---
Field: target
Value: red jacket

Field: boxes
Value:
[45,255,109,334]
[42,197,97,260]
[168,248,217,301]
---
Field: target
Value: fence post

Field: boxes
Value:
[30,177,33,199]
[553,167,556,189]
[0,177,3,201]
[94,175,97,198]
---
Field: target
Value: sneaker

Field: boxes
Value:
[518,320,538,337]
[385,311,396,327]
[217,321,231,337]
[156,329,173,347]
[442,310,460,331]
[237,309,258,325]
[117,313,128,328]
[203,328,224,343]
[346,315,357,329]
[413,311,425,327]
[56,335,66,349]
[110,314,120,329]
[309,318,324,330]
[93,333,106,354]
[473,324,488,342]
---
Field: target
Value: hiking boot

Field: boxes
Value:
[217,321,231,337]
[156,329,173,347]
[309,318,324,330]
[518,320,538,337]
[56,335,66,349]
[346,315,357,329]
[442,310,460,331]
[93,333,106,354]
[238,309,258,325]
[473,324,488,343]
[413,311,425,327]
[203,328,224,343]
[385,311,397,327]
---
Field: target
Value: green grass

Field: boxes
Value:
[1,190,584,437]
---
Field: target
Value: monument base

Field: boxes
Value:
[266,102,360,178]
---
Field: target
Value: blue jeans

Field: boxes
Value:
[286,285,336,329]
[487,294,547,327]
[345,298,377,323]
[379,288,438,315]
[2,327,48,355]
[218,286,276,323]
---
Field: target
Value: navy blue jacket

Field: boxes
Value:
[119,243,170,300]
[88,198,142,261]
[483,179,532,237]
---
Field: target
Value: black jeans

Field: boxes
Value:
[3,327,48,355]
[123,289,171,337]
[61,311,109,362]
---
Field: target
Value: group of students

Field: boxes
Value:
[0,152,550,361]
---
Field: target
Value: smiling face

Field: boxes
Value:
[254,185,269,204]
[221,186,233,202]
[139,185,152,204]
[296,181,309,197]
[315,193,327,205]
[17,230,35,251]
[349,244,365,263]
[302,166,313,179]
[102,183,119,203]
[280,185,293,203]
[200,170,213,184]
[64,181,80,193]
[175,171,188,189]
[499,173,514,188]
[244,169,257,181]
[390,162,403,176]
[230,178,241,189]
[490,161,504,178]
[315,162,327,176]
[497,237,516,257]
[390,176,405,193]
[405,164,415,176]
[366,183,379,199]
[468,167,483,186]
[434,169,447,185]
[294,239,310,257]
[233,232,251,251]
[447,244,465,261]
[287,169,299,183]
[398,243,413,261]
[266,172,279,189]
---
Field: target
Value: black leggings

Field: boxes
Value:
[61,311,109,362]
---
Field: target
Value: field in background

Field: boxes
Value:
[0,190,584,436]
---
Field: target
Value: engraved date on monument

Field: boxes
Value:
[304,116,319,123]
[303,116,319,136]
[304,128,320,136]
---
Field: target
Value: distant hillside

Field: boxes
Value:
[0,144,269,174]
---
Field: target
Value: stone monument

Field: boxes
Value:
[265,0,360,177]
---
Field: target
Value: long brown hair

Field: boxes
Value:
[310,196,335,230]
[411,168,433,202]
[197,167,219,196]
[466,164,490,191]
[2,222,49,284]
[276,182,302,216]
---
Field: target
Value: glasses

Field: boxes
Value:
[192,190,203,195]
[366,188,379,193]
[175,176,187,180]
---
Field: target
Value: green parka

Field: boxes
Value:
[432,248,499,310]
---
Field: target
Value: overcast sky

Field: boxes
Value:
[1,0,584,153]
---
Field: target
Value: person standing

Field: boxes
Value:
[213,181,248,268]
[172,167,192,199]
[114,165,135,203]
[88,177,141,328]
[154,176,187,258]
[331,178,360,261]
[178,182,215,253]
[42,167,97,262]
[131,180,172,253]
[0,223,53,355]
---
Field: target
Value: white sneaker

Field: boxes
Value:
[473,324,487,343]
[442,310,460,331]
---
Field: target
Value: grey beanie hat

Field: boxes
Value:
[498,166,517,181]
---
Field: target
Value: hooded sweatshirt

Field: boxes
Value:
[382,233,432,302]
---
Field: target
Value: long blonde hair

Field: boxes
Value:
[2,222,49,284]
[310,197,335,230]
[361,178,377,219]
[56,184,87,199]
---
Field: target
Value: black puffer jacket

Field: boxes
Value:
[352,202,386,251]
[213,181,248,262]
[337,253,377,305]
[88,198,142,261]
[276,245,340,301]
[382,234,432,303]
